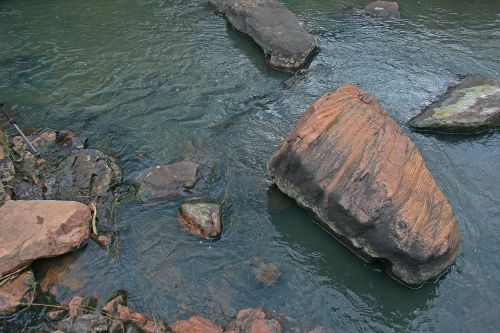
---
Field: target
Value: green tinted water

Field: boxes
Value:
[1,0,499,331]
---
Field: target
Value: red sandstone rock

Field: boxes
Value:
[0,200,92,278]
[169,315,223,333]
[268,84,460,286]
[130,312,147,326]
[0,269,34,316]
[226,308,282,333]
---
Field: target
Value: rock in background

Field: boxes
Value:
[364,1,400,19]
[209,0,318,72]
[269,83,460,286]
[409,76,500,133]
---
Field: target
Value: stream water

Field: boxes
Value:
[1,0,499,332]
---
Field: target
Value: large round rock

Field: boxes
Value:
[268,84,460,286]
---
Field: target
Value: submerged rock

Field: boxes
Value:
[170,315,223,333]
[225,308,282,333]
[0,200,91,278]
[209,0,318,72]
[134,161,205,202]
[178,200,223,239]
[409,76,500,133]
[268,84,460,286]
[0,269,34,316]
[364,1,400,18]
[253,258,280,286]
[67,295,98,317]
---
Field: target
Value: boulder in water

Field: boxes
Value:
[0,200,91,278]
[178,200,223,239]
[409,76,500,133]
[268,84,460,286]
[364,1,400,18]
[209,0,318,72]
[134,161,205,202]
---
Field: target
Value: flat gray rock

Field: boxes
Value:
[364,1,399,18]
[409,76,500,133]
[134,161,204,202]
[209,0,318,72]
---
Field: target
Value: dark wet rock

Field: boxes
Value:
[104,289,128,308]
[8,129,121,235]
[178,200,222,239]
[409,76,500,133]
[268,83,460,286]
[364,1,399,18]
[0,269,34,316]
[170,315,223,333]
[134,161,205,202]
[209,0,317,72]
[253,258,280,286]
[225,308,282,333]
[125,323,143,333]
[68,295,98,317]
[46,308,68,321]
[0,200,91,277]
[38,254,84,297]
[52,313,109,333]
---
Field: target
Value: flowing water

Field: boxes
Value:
[1,0,500,331]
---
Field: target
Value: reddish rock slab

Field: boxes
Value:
[226,308,282,333]
[178,200,223,239]
[0,200,91,278]
[268,84,460,286]
[170,315,223,333]
[0,269,34,316]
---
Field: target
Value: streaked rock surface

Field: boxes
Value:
[269,84,460,286]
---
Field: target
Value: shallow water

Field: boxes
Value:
[1,0,500,331]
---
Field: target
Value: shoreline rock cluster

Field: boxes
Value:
[46,291,334,333]
[0,128,122,317]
